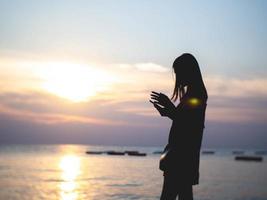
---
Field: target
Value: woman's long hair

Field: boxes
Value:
[171,53,206,102]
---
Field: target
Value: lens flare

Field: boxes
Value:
[187,98,201,107]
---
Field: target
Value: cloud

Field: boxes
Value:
[134,63,169,72]
[0,91,165,128]
[117,107,155,116]
[116,63,169,72]
[1,56,267,127]
[203,75,267,123]
[1,58,267,147]
[205,75,267,97]
[0,91,129,126]
[206,106,267,123]
[0,102,126,126]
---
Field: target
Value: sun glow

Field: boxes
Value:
[38,62,114,102]
[59,155,81,200]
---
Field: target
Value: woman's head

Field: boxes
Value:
[171,53,205,101]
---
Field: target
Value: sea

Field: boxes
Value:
[0,144,266,200]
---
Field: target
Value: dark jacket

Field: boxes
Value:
[163,94,207,185]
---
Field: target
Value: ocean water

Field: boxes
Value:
[0,145,266,200]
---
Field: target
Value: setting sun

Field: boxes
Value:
[37,62,114,102]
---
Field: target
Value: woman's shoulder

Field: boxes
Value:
[184,87,207,101]
[176,86,207,110]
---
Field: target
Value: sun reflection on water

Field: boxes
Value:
[59,155,81,200]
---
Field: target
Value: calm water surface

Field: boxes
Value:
[0,145,266,200]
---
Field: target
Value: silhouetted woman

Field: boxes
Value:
[150,53,208,200]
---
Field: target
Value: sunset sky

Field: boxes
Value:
[1,0,267,148]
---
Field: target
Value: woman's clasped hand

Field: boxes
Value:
[149,91,175,118]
